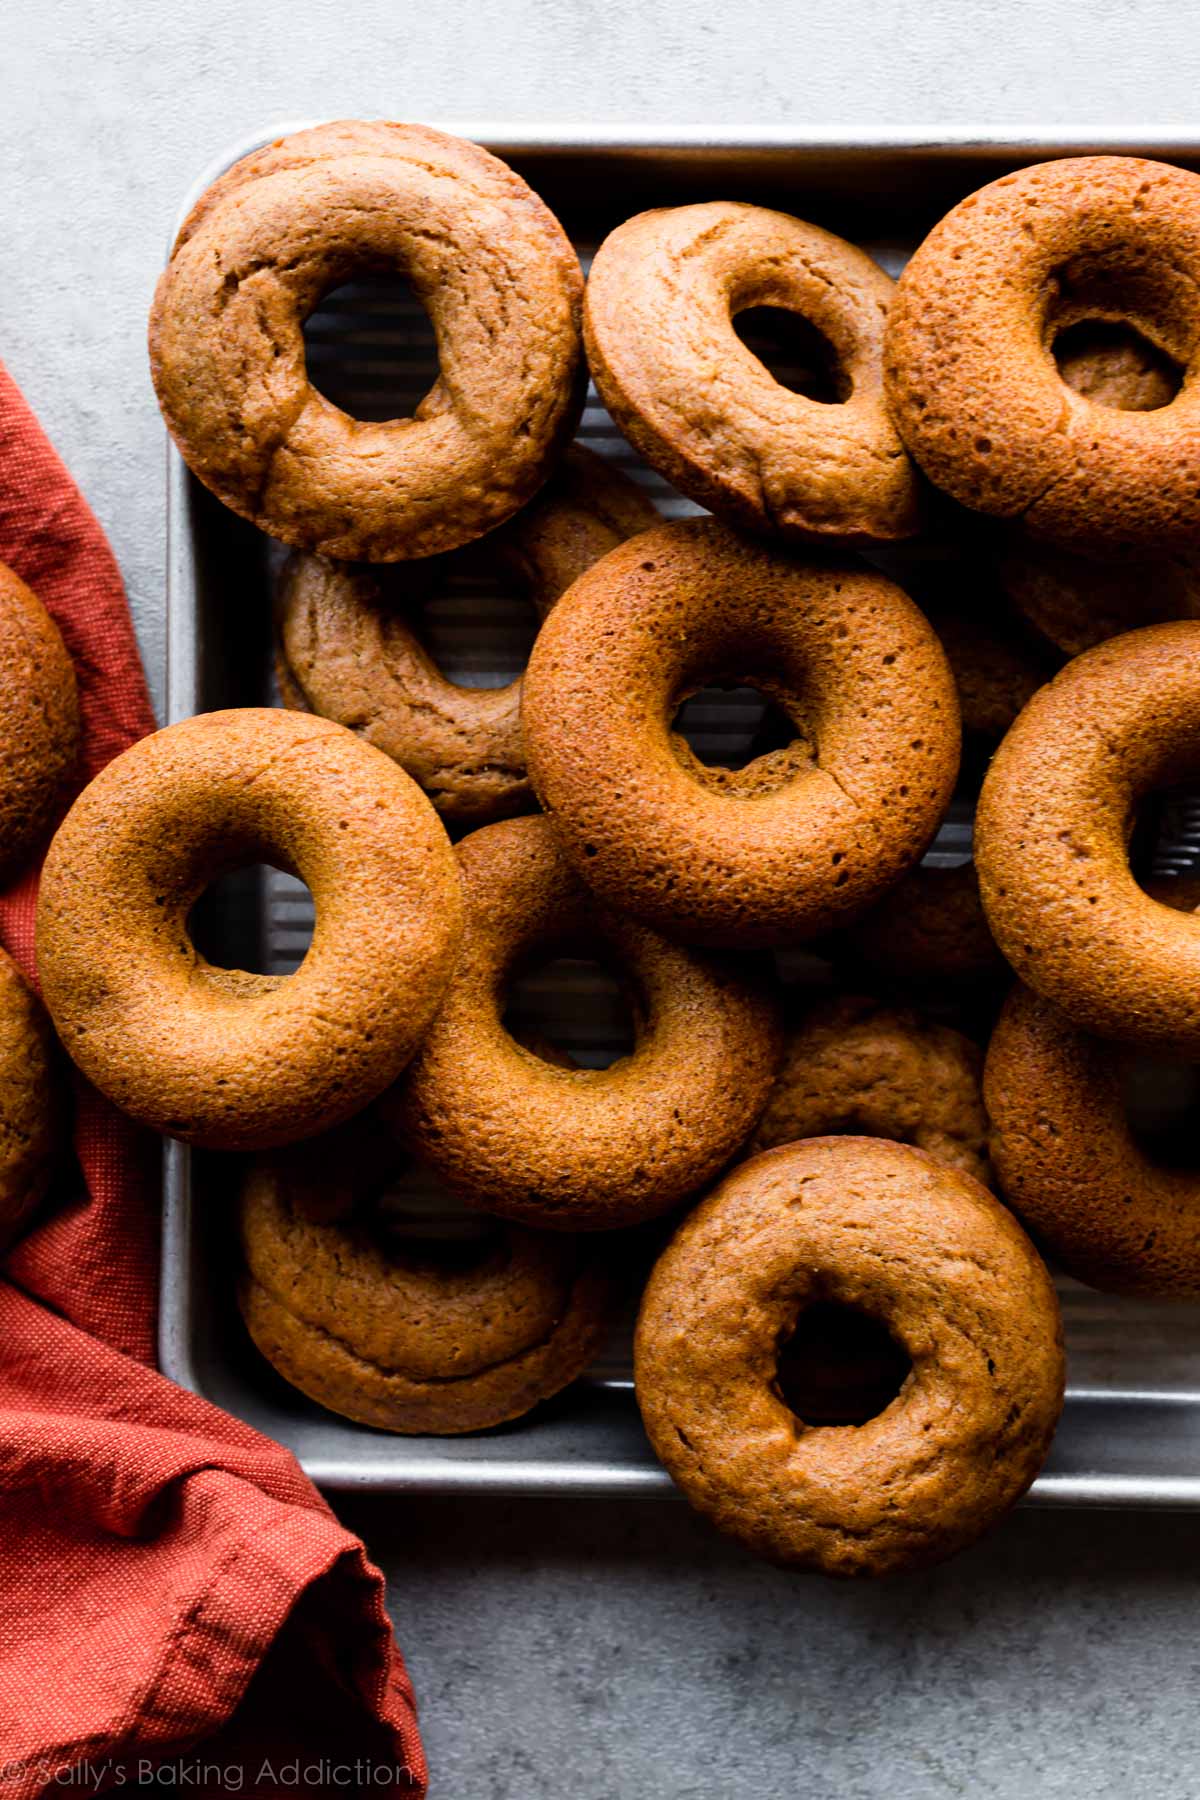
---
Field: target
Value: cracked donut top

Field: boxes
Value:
[584,200,920,544]
[274,446,657,825]
[149,120,585,560]
[885,155,1200,552]
[752,993,991,1186]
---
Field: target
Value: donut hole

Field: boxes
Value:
[774,1302,911,1426]
[372,561,539,690]
[373,1166,504,1271]
[732,307,848,404]
[303,272,440,423]
[188,862,313,977]
[672,684,800,771]
[1050,319,1183,412]
[1133,787,1200,884]
[1123,1055,1200,1170]
[922,838,974,872]
[503,956,637,1070]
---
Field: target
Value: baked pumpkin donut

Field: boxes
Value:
[522,519,960,947]
[0,948,60,1251]
[584,202,920,544]
[752,995,991,1185]
[1000,539,1200,659]
[834,859,1007,988]
[634,1136,1064,1577]
[976,622,1200,1053]
[987,982,1200,1296]
[238,1127,617,1433]
[381,813,782,1230]
[36,708,463,1150]
[0,562,79,876]
[886,156,1200,553]
[275,447,657,824]
[150,120,585,560]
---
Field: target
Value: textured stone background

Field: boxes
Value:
[8,3,1200,1793]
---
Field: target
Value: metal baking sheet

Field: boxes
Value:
[162,123,1200,1503]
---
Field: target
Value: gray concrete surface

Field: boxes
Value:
[340,1492,1200,1799]
[7,3,1200,1794]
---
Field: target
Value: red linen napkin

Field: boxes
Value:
[0,363,427,1797]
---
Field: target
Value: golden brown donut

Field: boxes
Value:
[36,708,463,1149]
[584,202,920,544]
[634,1136,1064,1577]
[987,982,1200,1296]
[0,948,60,1251]
[976,622,1200,1053]
[886,156,1200,552]
[0,562,79,876]
[150,121,585,560]
[275,447,657,824]
[381,813,782,1230]
[834,859,1008,988]
[999,539,1200,659]
[752,994,991,1184]
[522,519,960,947]
[238,1128,617,1433]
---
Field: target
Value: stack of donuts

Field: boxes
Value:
[29,125,1200,1578]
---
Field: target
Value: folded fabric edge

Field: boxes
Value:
[9,1479,426,1798]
